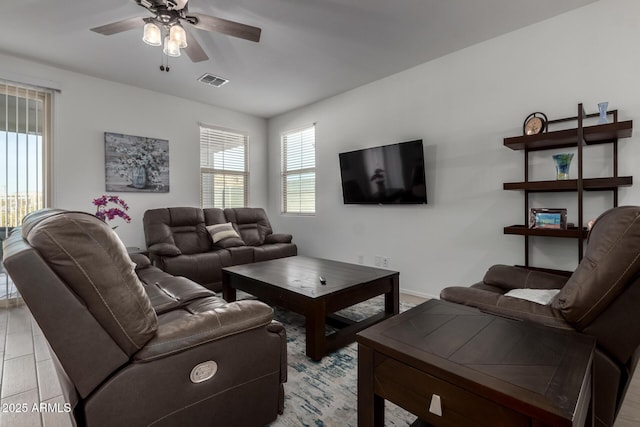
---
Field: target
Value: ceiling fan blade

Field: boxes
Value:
[90,17,146,35]
[189,13,261,42]
[184,28,209,62]
[172,0,189,10]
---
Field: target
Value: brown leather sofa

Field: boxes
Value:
[3,209,287,427]
[143,207,297,291]
[440,205,640,427]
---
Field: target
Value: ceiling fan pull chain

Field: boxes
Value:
[159,48,170,72]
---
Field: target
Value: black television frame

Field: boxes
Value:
[338,139,427,205]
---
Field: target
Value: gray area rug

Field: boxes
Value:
[256,294,417,427]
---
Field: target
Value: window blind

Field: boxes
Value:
[282,125,315,214]
[0,80,52,302]
[0,81,52,229]
[200,125,248,208]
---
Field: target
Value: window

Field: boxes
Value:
[0,81,52,229]
[0,80,52,302]
[282,124,315,214]
[200,124,248,208]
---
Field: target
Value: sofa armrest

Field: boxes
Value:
[265,233,292,244]
[483,264,569,291]
[441,286,573,330]
[483,296,574,330]
[86,315,286,426]
[148,242,182,256]
[134,298,274,361]
[267,322,288,385]
[129,253,152,270]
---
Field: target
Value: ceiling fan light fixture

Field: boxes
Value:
[163,36,181,57]
[142,22,161,46]
[93,0,262,65]
[170,24,188,48]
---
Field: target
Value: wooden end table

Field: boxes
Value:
[357,299,595,427]
[222,256,399,361]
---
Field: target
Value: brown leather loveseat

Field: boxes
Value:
[3,209,287,427]
[440,206,640,427]
[144,207,297,291]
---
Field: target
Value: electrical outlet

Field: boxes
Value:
[374,256,382,267]
[357,255,364,265]
[382,257,390,268]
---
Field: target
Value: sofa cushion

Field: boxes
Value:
[227,246,254,265]
[215,237,247,249]
[553,206,640,330]
[207,222,241,243]
[265,234,293,244]
[203,207,227,225]
[253,243,298,262]
[172,223,212,254]
[24,210,158,355]
[134,298,273,362]
[144,208,212,255]
[162,250,232,291]
[137,266,216,314]
[143,208,179,248]
[224,208,273,246]
[203,209,246,248]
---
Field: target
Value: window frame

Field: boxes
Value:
[199,123,249,209]
[281,124,316,215]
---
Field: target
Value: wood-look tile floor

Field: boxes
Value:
[0,296,638,427]
[0,302,72,427]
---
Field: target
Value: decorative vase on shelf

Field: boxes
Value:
[553,153,574,180]
[598,102,609,124]
[131,166,147,189]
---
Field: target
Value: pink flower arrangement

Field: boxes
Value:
[92,195,131,228]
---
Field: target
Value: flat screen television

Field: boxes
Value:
[339,139,427,205]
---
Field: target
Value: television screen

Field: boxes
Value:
[339,140,427,205]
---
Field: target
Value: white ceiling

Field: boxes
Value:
[0,0,597,118]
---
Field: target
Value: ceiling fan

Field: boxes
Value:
[90,0,261,63]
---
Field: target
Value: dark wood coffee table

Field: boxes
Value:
[357,299,595,427]
[222,256,399,361]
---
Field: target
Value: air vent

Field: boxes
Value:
[198,73,229,88]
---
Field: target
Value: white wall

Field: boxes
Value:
[0,53,267,248]
[3,0,640,299]
[267,0,640,298]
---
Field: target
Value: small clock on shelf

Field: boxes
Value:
[523,112,548,136]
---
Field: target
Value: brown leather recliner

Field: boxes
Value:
[441,205,640,427]
[143,207,297,291]
[3,209,287,427]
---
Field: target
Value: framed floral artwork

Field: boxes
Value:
[104,132,169,193]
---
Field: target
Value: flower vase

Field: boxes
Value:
[552,153,574,180]
[598,102,609,125]
[131,166,147,189]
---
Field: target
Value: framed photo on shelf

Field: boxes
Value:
[529,208,567,230]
